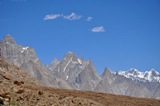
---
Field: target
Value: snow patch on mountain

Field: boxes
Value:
[78,59,82,64]
[21,47,29,53]
[118,68,160,83]
[63,57,72,72]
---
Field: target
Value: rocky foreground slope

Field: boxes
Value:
[0,57,160,106]
[1,35,160,99]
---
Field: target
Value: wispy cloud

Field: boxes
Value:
[86,17,93,21]
[91,26,105,32]
[63,12,82,21]
[44,14,63,20]
[44,12,82,21]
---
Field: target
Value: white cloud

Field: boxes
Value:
[44,14,63,20]
[91,26,105,32]
[86,17,93,21]
[63,12,82,20]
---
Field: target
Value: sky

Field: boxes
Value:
[0,0,160,74]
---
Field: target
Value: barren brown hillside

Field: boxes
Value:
[0,57,160,106]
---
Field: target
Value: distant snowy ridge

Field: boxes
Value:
[118,68,160,83]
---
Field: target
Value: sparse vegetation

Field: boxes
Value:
[9,100,20,106]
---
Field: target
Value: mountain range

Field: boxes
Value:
[0,35,160,99]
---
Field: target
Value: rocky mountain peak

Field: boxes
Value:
[128,68,139,74]
[86,60,98,74]
[1,34,16,44]
[51,58,59,65]
[149,69,159,76]
[49,58,60,71]
[63,51,77,60]
[101,67,112,78]
[65,51,76,56]
[87,60,92,65]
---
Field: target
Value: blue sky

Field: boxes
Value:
[0,0,160,73]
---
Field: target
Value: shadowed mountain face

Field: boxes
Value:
[0,35,160,99]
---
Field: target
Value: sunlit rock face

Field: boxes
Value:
[0,35,160,99]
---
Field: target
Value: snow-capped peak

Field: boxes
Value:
[148,69,159,76]
[143,69,160,82]
[118,68,160,83]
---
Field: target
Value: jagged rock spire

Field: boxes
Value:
[2,34,16,44]
[101,67,112,78]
